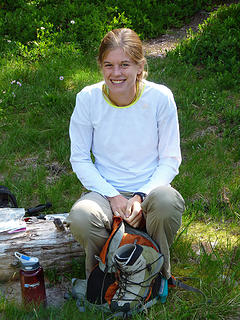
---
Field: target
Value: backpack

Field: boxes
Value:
[79,216,167,318]
[72,216,207,318]
[0,186,18,208]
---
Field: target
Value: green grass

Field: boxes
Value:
[0,47,101,210]
[1,3,240,320]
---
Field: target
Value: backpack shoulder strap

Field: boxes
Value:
[168,275,207,301]
[99,216,125,271]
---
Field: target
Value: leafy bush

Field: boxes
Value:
[103,0,211,38]
[0,0,215,49]
[170,3,240,89]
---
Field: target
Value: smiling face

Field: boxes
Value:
[101,47,144,106]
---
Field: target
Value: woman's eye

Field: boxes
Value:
[121,63,129,67]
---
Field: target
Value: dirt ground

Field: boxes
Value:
[143,1,238,57]
[143,9,210,57]
[1,277,72,307]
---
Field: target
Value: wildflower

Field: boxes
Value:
[7,40,11,43]
[17,81,22,87]
[11,80,16,84]
[70,20,75,24]
[12,92,16,97]
[40,27,45,30]
[59,76,64,80]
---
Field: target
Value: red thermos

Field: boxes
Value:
[15,252,47,307]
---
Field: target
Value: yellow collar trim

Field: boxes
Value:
[102,81,145,108]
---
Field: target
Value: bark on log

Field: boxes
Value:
[0,218,84,283]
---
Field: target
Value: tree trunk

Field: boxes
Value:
[0,218,84,283]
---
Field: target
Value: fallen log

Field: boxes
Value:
[0,217,84,283]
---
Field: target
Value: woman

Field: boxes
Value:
[67,28,185,281]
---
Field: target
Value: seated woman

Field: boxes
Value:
[67,28,185,281]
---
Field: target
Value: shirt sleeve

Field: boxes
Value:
[69,91,120,197]
[137,87,181,194]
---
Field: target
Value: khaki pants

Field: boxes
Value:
[66,186,185,279]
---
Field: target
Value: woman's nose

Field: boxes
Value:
[112,65,121,75]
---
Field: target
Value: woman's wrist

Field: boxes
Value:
[132,192,146,203]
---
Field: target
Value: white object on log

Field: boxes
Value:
[0,217,84,283]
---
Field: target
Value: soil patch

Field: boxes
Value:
[1,278,72,307]
[143,1,238,58]
[143,10,210,58]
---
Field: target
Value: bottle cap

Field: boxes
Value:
[15,252,40,271]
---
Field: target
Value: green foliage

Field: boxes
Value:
[0,0,215,51]
[147,51,239,220]
[0,80,23,120]
[61,3,106,50]
[0,0,26,11]
[170,3,240,89]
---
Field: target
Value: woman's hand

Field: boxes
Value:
[107,194,128,219]
[124,195,143,228]
[107,194,144,228]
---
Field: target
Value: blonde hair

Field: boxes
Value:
[98,28,148,80]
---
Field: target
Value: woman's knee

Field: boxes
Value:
[144,186,184,248]
[67,193,113,237]
[66,199,93,240]
[142,186,185,220]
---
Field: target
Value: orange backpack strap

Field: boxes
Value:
[120,233,159,252]
[105,281,119,305]
[99,216,124,271]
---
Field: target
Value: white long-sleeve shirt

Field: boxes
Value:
[69,80,181,197]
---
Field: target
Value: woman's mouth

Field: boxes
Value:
[111,79,126,84]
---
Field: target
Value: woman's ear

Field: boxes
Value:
[137,62,145,75]
[137,62,145,80]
